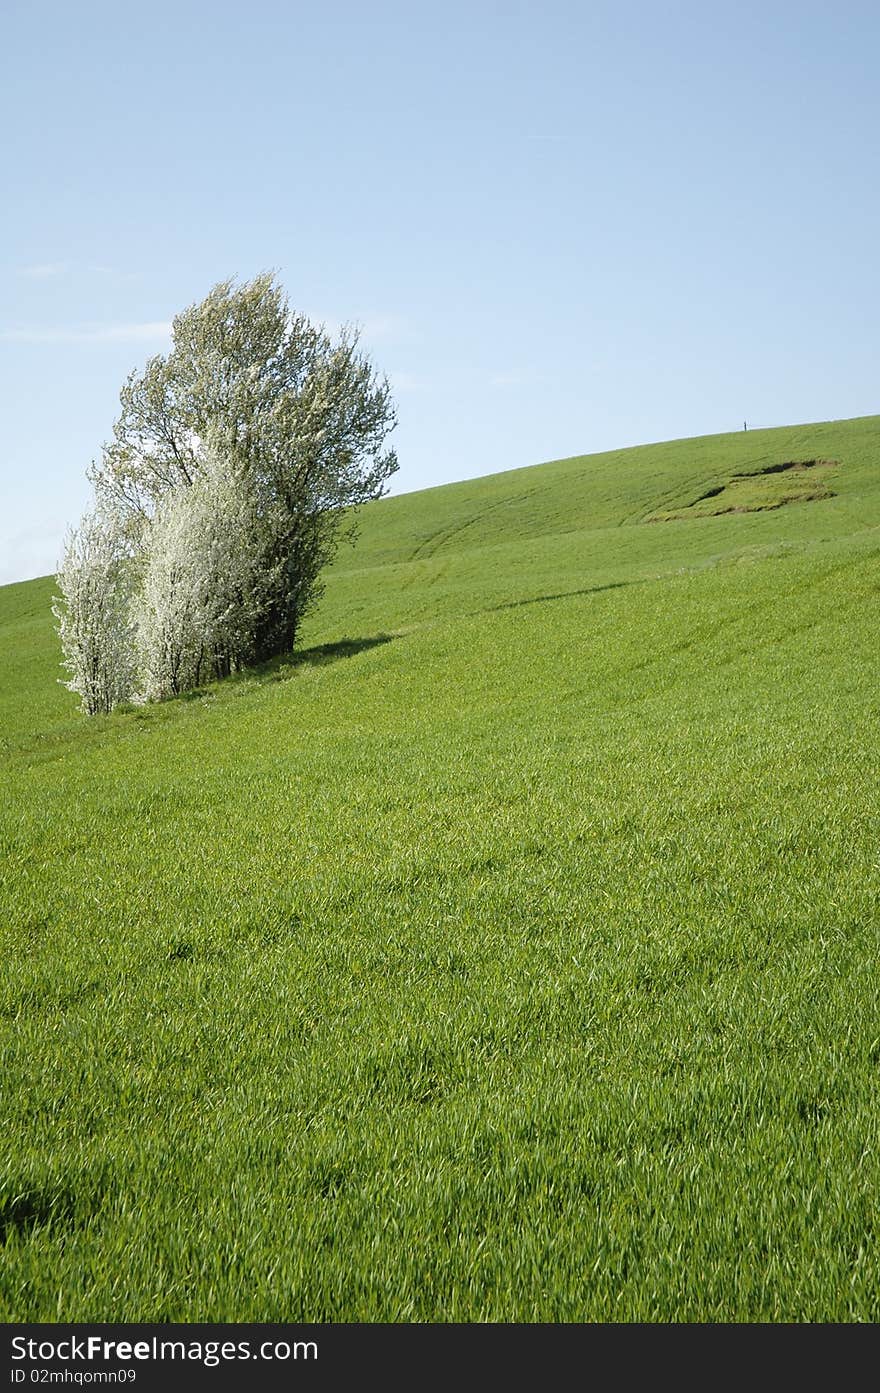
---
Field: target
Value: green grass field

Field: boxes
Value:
[2,415,879,1321]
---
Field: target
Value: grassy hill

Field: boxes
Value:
[2,415,879,1320]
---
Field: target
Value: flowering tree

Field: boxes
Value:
[54,275,398,712]
[90,273,397,661]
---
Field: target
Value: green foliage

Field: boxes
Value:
[2,415,880,1319]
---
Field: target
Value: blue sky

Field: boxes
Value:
[2,0,878,584]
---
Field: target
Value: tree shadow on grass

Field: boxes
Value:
[485,580,635,614]
[284,633,396,669]
[227,633,397,689]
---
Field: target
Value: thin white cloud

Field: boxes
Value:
[489,371,528,388]
[86,264,142,281]
[18,261,142,282]
[1,321,173,345]
[20,262,69,279]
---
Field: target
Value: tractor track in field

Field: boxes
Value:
[407,488,542,563]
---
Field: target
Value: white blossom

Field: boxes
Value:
[53,510,135,715]
[134,443,283,700]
